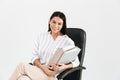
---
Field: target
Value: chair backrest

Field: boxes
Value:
[66,28,86,66]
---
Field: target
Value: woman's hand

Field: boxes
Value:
[57,63,73,71]
[49,64,59,71]
[34,59,59,77]
[41,65,58,77]
[57,64,66,71]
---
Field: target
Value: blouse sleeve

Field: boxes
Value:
[71,56,80,68]
[66,35,80,68]
[31,34,41,64]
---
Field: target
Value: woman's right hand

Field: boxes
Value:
[34,59,58,76]
[41,65,57,77]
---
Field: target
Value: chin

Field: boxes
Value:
[52,30,59,33]
[53,31,58,34]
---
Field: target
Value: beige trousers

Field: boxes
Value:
[9,63,58,80]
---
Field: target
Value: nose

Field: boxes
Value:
[54,24,58,28]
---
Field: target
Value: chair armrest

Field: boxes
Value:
[57,66,86,80]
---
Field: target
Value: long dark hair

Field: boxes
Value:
[48,11,67,35]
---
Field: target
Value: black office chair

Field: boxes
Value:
[57,28,86,80]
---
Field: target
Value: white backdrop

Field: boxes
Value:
[0,0,120,80]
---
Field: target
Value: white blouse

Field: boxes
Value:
[31,32,80,68]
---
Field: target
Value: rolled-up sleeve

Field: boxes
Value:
[72,57,80,68]
[31,51,39,64]
[31,35,40,64]
[65,35,80,68]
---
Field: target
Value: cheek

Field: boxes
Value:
[59,26,62,30]
[49,23,54,29]
[57,26,62,31]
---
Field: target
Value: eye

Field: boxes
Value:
[52,21,56,24]
[58,23,62,26]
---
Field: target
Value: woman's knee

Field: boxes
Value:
[17,62,28,68]
[18,75,31,80]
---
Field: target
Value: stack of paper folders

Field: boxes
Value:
[48,46,81,65]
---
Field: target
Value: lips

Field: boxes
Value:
[52,27,58,31]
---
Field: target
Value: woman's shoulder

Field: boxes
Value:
[64,34,75,44]
[36,31,50,40]
[64,34,72,40]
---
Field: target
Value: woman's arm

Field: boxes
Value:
[33,59,43,69]
[57,56,80,71]
[57,63,73,71]
[33,59,58,77]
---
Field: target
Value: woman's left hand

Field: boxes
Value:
[57,63,73,71]
[57,64,66,71]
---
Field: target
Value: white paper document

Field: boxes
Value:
[48,46,81,65]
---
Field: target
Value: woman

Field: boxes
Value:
[9,11,80,80]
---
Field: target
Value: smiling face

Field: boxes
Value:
[48,11,67,35]
[49,16,63,35]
